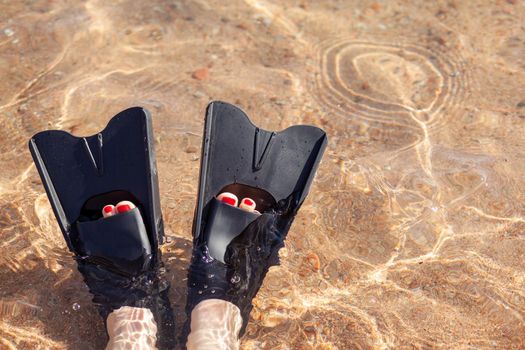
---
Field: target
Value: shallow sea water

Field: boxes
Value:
[1,0,525,349]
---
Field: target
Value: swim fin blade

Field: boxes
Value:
[29,107,163,275]
[29,108,176,348]
[186,101,327,337]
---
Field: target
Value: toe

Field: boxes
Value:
[239,197,256,212]
[116,200,136,214]
[216,192,238,207]
[102,204,116,218]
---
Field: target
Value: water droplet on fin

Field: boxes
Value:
[230,274,241,284]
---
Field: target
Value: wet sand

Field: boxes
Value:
[1,0,525,349]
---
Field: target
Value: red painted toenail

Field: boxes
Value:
[221,197,236,206]
[103,205,113,214]
[116,204,132,213]
[243,198,254,206]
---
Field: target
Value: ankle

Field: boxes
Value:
[106,306,157,348]
[190,299,242,335]
[186,300,242,350]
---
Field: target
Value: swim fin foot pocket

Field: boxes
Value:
[76,207,152,276]
[185,101,327,338]
[29,107,175,348]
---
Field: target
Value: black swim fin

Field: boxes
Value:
[29,107,175,348]
[185,101,327,339]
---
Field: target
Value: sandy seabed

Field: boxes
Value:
[1,1,525,349]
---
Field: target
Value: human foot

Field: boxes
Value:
[76,200,175,348]
[185,189,290,340]
[216,192,260,214]
[102,200,136,217]
[185,192,259,347]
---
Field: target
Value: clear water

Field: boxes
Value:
[1,0,525,349]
